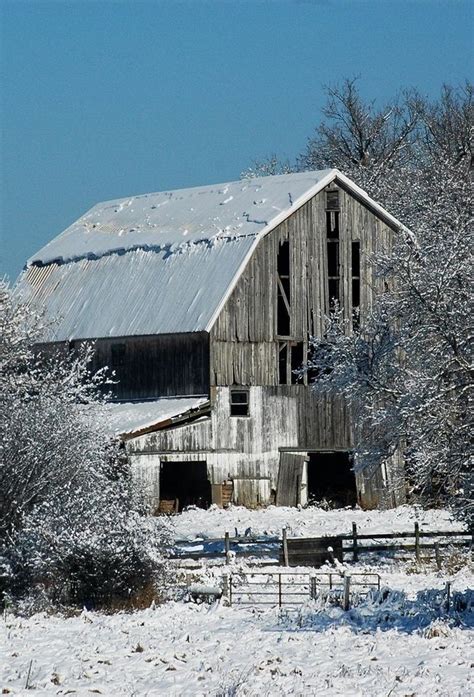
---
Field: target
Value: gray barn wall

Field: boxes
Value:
[128,184,405,509]
[91,332,210,400]
[127,386,404,508]
[210,183,393,386]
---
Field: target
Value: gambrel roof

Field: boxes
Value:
[18,169,403,342]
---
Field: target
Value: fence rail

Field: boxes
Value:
[171,522,472,567]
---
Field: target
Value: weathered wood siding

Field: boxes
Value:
[127,385,355,507]
[127,384,404,509]
[210,183,394,384]
[125,184,404,510]
[91,332,209,400]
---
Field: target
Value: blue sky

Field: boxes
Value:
[1,0,472,280]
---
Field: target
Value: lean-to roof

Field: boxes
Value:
[105,396,209,438]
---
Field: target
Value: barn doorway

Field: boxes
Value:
[160,461,211,512]
[307,451,357,507]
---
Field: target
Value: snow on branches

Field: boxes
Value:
[306,82,473,524]
[0,282,170,610]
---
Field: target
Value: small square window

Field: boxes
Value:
[326,190,340,210]
[230,389,250,416]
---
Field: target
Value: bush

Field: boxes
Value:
[2,478,172,612]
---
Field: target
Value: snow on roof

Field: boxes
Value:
[18,169,404,342]
[28,170,334,266]
[105,396,209,437]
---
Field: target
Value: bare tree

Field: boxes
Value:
[297,78,419,190]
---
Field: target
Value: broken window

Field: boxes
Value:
[277,240,291,336]
[278,342,288,384]
[291,342,304,384]
[326,190,340,307]
[278,341,306,385]
[230,389,250,416]
[352,241,360,328]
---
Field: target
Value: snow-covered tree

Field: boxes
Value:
[243,80,472,521]
[0,281,169,608]
[240,154,294,179]
[305,83,473,524]
[0,280,113,539]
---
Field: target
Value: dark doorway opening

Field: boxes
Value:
[160,461,211,512]
[307,451,357,507]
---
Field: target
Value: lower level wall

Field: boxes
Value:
[126,386,405,509]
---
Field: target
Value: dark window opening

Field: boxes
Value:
[277,240,291,336]
[160,461,211,512]
[327,206,340,306]
[291,342,304,384]
[326,189,340,211]
[111,343,126,367]
[277,288,291,336]
[230,389,250,416]
[277,240,290,277]
[327,241,339,277]
[352,241,360,328]
[326,211,339,239]
[279,341,307,385]
[279,343,288,385]
[279,275,290,303]
[328,277,340,306]
[352,241,360,273]
[307,451,357,507]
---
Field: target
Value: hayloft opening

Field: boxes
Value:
[277,240,291,336]
[159,461,211,512]
[307,451,357,507]
[326,194,340,308]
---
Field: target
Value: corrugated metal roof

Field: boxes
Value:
[105,396,209,436]
[20,239,255,340]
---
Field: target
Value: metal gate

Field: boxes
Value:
[227,571,381,608]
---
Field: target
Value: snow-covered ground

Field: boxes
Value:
[2,506,472,696]
[173,503,463,540]
[2,596,473,696]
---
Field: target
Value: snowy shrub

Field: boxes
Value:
[2,475,172,611]
[282,587,474,633]
[0,281,171,611]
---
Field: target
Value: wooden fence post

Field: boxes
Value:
[224,531,230,565]
[445,581,451,612]
[414,522,421,563]
[278,573,283,607]
[282,528,289,567]
[343,575,351,611]
[222,573,229,600]
[310,574,317,601]
[352,522,359,562]
[229,575,233,606]
[434,542,442,571]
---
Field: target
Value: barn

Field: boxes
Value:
[18,169,406,511]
